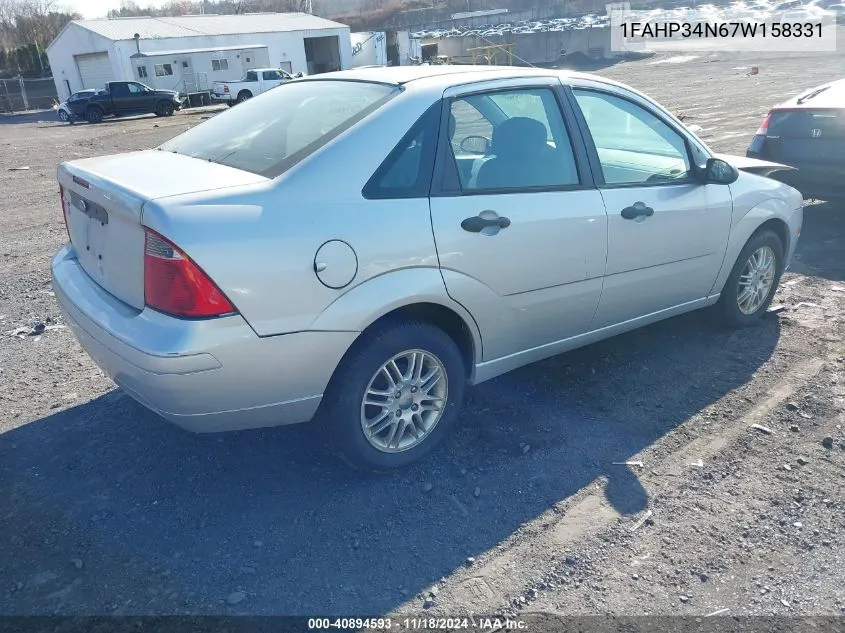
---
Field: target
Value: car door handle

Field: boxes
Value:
[461,214,511,233]
[620,202,655,220]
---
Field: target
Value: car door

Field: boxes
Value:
[130,82,157,110]
[429,78,608,363]
[566,80,734,330]
[108,82,131,112]
[261,70,286,92]
[66,92,86,117]
[244,70,258,93]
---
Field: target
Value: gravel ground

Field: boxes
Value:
[0,40,844,623]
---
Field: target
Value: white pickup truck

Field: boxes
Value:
[211,68,302,106]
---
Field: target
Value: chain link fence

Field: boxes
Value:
[0,77,59,113]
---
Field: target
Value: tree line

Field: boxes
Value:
[108,0,323,18]
[0,0,80,76]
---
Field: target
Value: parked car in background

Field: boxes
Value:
[55,89,97,122]
[52,66,803,472]
[828,3,845,20]
[746,77,845,200]
[66,81,182,123]
[211,68,301,106]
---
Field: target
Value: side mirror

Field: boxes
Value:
[294,72,304,78]
[703,157,739,184]
[460,135,491,155]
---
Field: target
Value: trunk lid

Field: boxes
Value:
[712,152,796,178]
[765,108,845,166]
[58,150,268,310]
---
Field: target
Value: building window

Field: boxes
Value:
[155,63,173,77]
[137,65,148,78]
[182,61,189,68]
[211,58,228,71]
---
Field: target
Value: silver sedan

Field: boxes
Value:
[52,66,804,471]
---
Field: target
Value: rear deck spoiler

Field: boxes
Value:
[713,153,797,178]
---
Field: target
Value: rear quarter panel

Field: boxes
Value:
[141,87,467,344]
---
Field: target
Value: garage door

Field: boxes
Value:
[75,52,113,91]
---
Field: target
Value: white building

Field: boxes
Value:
[46,12,352,101]
[350,30,422,68]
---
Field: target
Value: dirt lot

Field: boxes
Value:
[1,41,844,625]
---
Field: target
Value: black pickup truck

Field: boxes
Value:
[68,81,183,123]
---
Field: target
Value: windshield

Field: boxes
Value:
[158,80,398,178]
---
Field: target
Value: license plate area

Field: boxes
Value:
[69,191,109,280]
[70,191,109,225]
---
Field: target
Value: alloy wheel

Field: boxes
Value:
[360,349,448,453]
[737,245,776,315]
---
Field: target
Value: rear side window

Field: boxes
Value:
[363,102,441,199]
[158,80,398,178]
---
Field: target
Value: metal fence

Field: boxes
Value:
[0,77,59,113]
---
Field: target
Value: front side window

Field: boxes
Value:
[158,80,397,178]
[155,63,174,77]
[572,88,692,185]
[447,88,580,191]
[263,70,284,80]
[128,83,144,94]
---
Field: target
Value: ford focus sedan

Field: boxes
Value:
[52,66,803,471]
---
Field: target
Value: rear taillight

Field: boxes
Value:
[60,186,71,243]
[143,228,236,319]
[755,110,772,136]
[223,85,229,93]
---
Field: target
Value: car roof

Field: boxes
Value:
[303,64,609,90]
[776,77,845,109]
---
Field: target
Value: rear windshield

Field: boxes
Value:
[158,80,398,178]
[770,109,845,137]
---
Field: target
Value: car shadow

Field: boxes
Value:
[789,200,845,283]
[0,306,781,616]
[0,110,61,126]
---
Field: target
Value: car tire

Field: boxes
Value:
[236,90,252,104]
[58,110,69,122]
[717,229,784,327]
[85,107,103,123]
[156,101,174,117]
[321,320,466,472]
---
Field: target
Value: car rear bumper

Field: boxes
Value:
[51,245,357,433]
[210,93,234,103]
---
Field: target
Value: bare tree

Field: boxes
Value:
[0,0,79,51]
